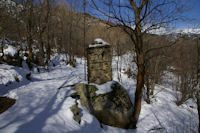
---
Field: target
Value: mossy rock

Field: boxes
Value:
[73,81,135,129]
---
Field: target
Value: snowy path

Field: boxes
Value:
[0,60,198,133]
[0,64,85,133]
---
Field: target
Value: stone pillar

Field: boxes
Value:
[87,39,112,84]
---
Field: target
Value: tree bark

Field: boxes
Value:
[1,33,5,57]
[27,36,33,62]
[38,32,45,66]
[27,0,34,68]
[150,78,155,95]
[145,61,150,104]
[145,72,150,104]
[45,0,51,69]
[132,53,145,128]
[46,32,51,66]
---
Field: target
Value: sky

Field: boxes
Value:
[177,0,200,29]
[85,0,200,30]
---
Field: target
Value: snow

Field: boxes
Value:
[137,23,200,35]
[88,38,110,48]
[94,38,109,45]
[0,64,23,85]
[6,90,19,99]
[3,45,18,56]
[93,81,115,95]
[0,53,198,133]
[138,86,198,133]
[148,27,200,35]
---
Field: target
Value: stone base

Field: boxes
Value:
[72,81,135,129]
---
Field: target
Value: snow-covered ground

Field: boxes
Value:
[0,54,198,133]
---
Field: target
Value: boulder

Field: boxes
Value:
[73,81,135,129]
[2,54,22,67]
[70,101,81,124]
[0,45,22,67]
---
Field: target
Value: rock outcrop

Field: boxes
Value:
[72,81,135,129]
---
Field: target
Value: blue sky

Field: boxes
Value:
[85,0,200,29]
[177,0,200,29]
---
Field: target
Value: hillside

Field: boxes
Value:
[0,54,198,133]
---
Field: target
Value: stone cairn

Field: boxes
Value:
[87,39,112,84]
[71,39,135,129]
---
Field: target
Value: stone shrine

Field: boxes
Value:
[87,39,112,84]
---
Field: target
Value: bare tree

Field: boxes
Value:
[90,0,184,127]
[26,0,34,64]
[35,0,47,66]
[44,0,52,69]
[0,0,22,54]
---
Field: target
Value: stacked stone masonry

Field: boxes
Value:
[87,45,112,84]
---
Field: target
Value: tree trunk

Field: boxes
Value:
[1,33,5,63]
[54,37,60,53]
[145,72,150,104]
[27,37,33,62]
[45,0,51,69]
[132,53,145,128]
[27,0,34,69]
[145,61,150,104]
[46,33,51,66]
[38,32,45,66]
[1,33,5,57]
[150,79,155,95]
[27,35,33,70]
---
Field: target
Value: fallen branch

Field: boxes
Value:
[58,84,75,90]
